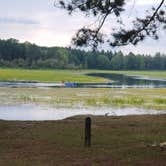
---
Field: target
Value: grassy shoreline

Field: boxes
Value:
[0,115,166,165]
[0,68,165,83]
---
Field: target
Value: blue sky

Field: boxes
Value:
[0,0,166,54]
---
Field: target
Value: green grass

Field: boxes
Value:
[0,115,166,165]
[0,68,165,83]
[154,98,166,104]
[0,69,108,83]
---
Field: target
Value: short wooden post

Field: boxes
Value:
[85,117,91,147]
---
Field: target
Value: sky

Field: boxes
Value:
[0,0,166,55]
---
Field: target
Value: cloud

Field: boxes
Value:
[0,0,165,54]
[0,17,39,25]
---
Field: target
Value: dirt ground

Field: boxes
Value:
[0,115,166,166]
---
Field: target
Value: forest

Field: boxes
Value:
[0,38,166,70]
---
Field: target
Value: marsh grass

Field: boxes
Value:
[154,98,166,104]
[86,98,97,106]
[0,88,165,110]
[20,95,33,102]
[82,95,145,108]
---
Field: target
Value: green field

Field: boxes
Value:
[0,68,165,82]
[0,69,107,83]
[0,115,166,165]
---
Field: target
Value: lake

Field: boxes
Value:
[85,73,166,88]
[0,104,165,121]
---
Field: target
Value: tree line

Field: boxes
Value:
[0,38,166,70]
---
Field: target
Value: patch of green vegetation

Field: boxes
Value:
[124,97,144,105]
[0,68,108,83]
[86,98,98,106]
[101,97,144,107]
[0,68,166,83]
[0,115,166,165]
[19,95,34,103]
[0,88,165,110]
[154,98,166,104]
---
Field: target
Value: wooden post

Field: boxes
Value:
[85,117,91,147]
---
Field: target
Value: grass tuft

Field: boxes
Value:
[154,98,166,104]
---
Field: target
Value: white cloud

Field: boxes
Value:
[0,0,165,54]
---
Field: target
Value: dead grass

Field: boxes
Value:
[0,115,166,165]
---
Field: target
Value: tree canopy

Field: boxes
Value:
[0,38,166,70]
[55,0,166,49]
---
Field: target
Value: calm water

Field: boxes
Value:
[0,82,64,88]
[85,73,166,88]
[0,104,165,121]
[0,73,165,88]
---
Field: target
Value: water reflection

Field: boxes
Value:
[85,73,166,88]
[0,82,64,88]
[0,104,165,121]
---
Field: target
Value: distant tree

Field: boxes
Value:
[56,48,69,67]
[153,52,163,70]
[55,0,166,50]
[0,38,165,70]
[125,52,137,70]
[110,52,124,70]
[138,55,145,70]
[96,54,110,69]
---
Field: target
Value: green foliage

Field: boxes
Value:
[0,38,166,70]
[154,98,166,104]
